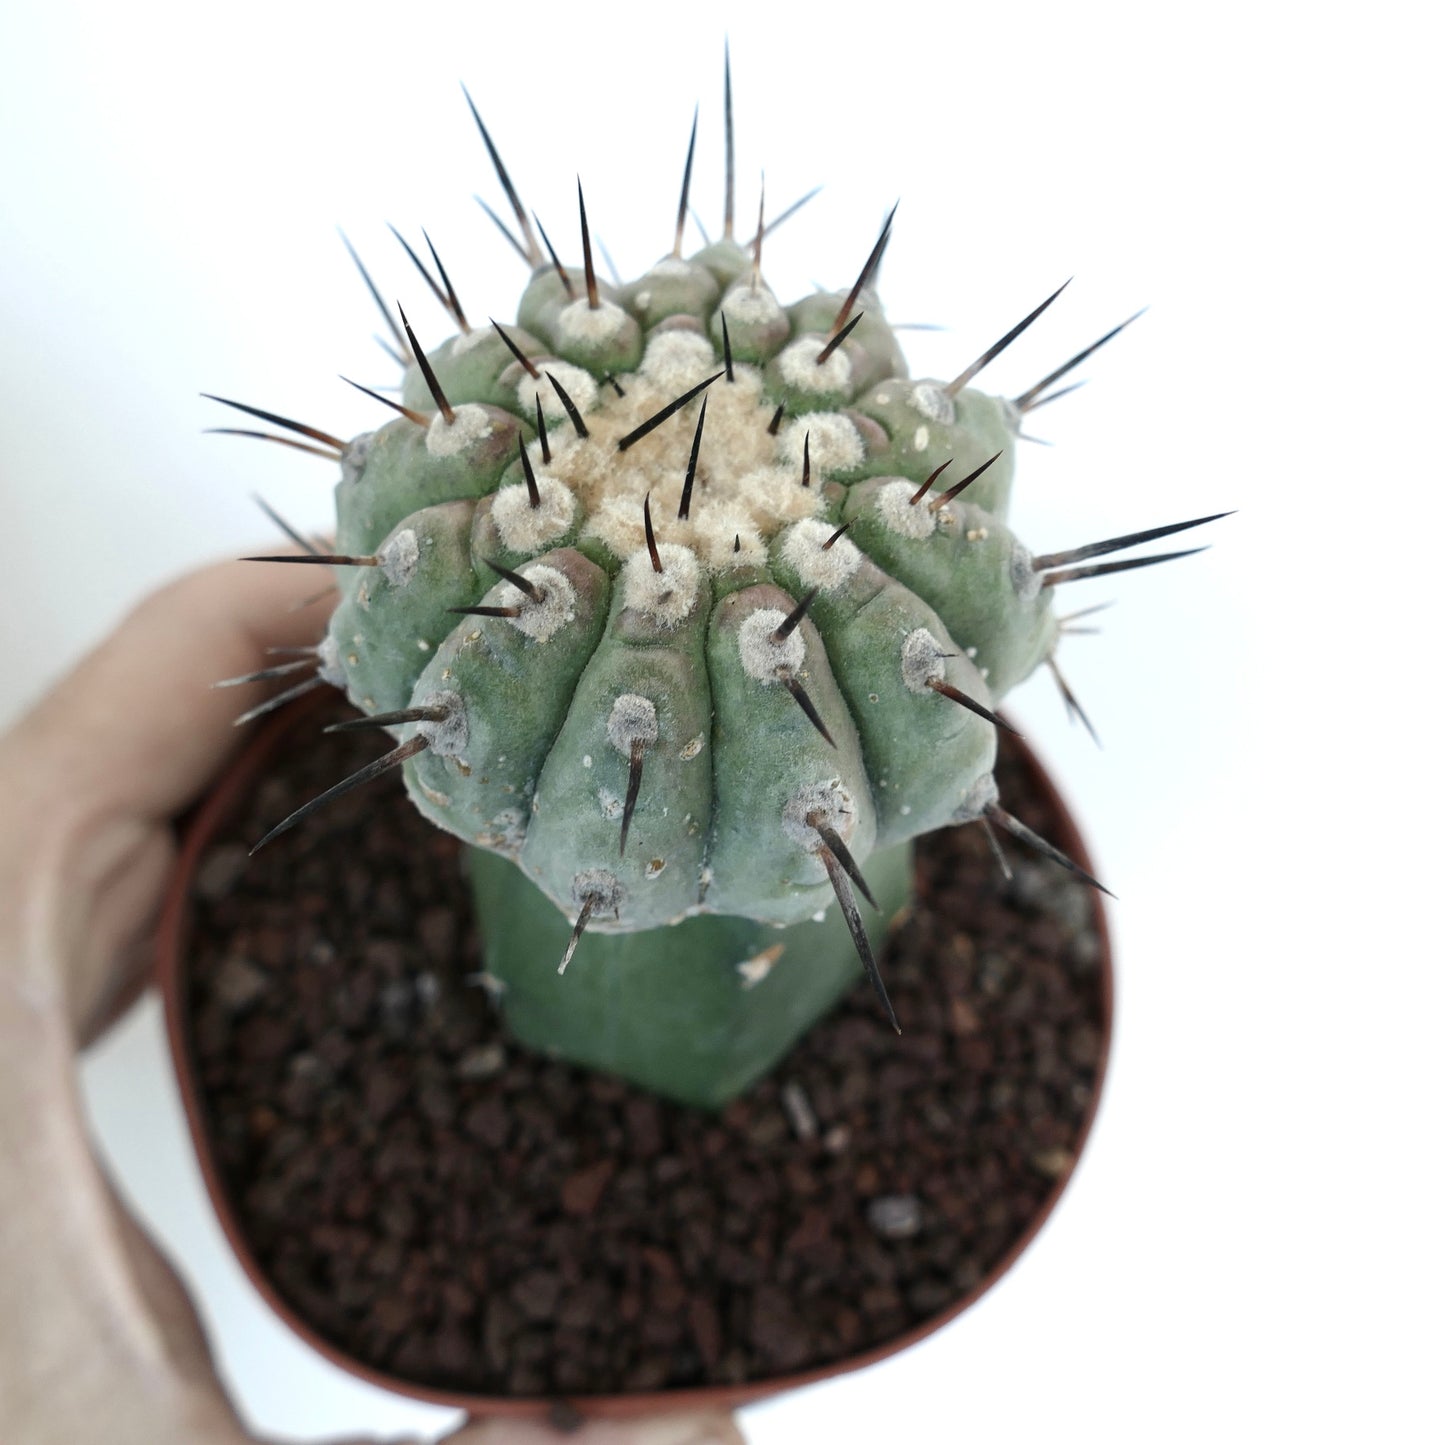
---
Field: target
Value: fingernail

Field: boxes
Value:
[626,1419,743,1445]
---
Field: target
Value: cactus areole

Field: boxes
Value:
[220,70,1223,1109]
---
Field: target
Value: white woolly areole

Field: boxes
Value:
[341,433,372,486]
[1010,540,1043,601]
[952,772,999,824]
[781,518,862,592]
[425,403,494,458]
[776,335,853,395]
[498,564,576,642]
[738,607,806,682]
[607,693,659,754]
[778,414,863,476]
[781,779,857,851]
[901,628,949,694]
[876,478,938,539]
[572,867,625,912]
[731,464,822,528]
[414,689,468,758]
[492,475,577,554]
[526,362,598,422]
[638,330,717,391]
[909,382,955,425]
[620,541,701,627]
[721,283,784,325]
[378,528,420,587]
[555,297,631,347]
[315,635,344,687]
[696,506,767,570]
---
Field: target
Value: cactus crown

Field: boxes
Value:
[216,58,1224,1105]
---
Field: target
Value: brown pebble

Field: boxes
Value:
[234,1014,295,1065]
[461,1095,509,1150]
[370,1293,412,1336]
[363,1064,408,1124]
[623,1096,664,1156]
[1030,1147,1075,1179]
[418,905,458,960]
[560,1159,616,1216]
[212,953,269,1011]
[194,842,250,901]
[455,1043,507,1080]
[748,1283,812,1371]
[687,1296,722,1368]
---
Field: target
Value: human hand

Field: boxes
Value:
[0,557,741,1445]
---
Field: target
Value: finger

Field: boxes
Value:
[0,553,339,1039]
[0,1059,255,1441]
[8,551,338,830]
[103,1178,256,1438]
[73,822,177,1048]
[437,1415,746,1445]
[322,1413,743,1445]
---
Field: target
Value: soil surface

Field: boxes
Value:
[182,698,1105,1397]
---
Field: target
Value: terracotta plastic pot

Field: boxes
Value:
[156,692,1113,1420]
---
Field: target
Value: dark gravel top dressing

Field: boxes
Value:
[181,701,1105,1398]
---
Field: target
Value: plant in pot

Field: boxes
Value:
[166,55,1225,1424]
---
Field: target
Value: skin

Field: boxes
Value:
[0,557,740,1445]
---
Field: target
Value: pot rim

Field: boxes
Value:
[155,689,1113,1420]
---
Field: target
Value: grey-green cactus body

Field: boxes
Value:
[304,231,1074,1105]
[329,251,1038,851]
[520,579,714,931]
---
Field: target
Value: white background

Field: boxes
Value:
[2,2,1441,1441]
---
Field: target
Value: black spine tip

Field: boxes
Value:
[201,394,346,453]
[491,317,541,379]
[250,734,428,853]
[533,391,552,465]
[985,802,1114,898]
[1032,511,1233,573]
[771,587,818,643]
[947,279,1072,395]
[678,395,708,521]
[545,370,590,439]
[619,738,646,856]
[1014,308,1147,413]
[643,492,664,573]
[930,452,1002,511]
[479,555,543,601]
[397,304,455,424]
[926,677,1019,735]
[577,179,599,309]
[815,309,864,367]
[616,372,722,452]
[518,434,541,508]
[780,673,835,749]
[817,843,898,1032]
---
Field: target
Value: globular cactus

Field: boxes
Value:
[214,64,1225,1108]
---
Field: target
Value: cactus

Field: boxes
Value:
[212,61,1225,1109]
